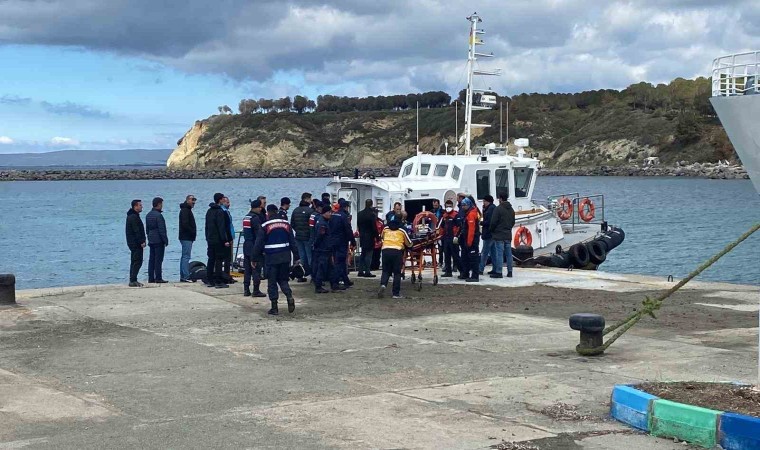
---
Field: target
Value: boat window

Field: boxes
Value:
[402,164,413,177]
[495,169,510,199]
[420,163,431,176]
[476,170,490,199]
[375,198,384,213]
[433,164,448,177]
[451,166,461,180]
[514,168,534,198]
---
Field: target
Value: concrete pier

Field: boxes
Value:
[1,269,757,449]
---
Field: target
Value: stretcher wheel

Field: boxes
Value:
[411,273,416,283]
[416,280,422,291]
[433,275,438,286]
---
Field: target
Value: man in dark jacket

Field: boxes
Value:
[145,197,168,283]
[438,199,461,278]
[125,199,146,287]
[328,199,356,287]
[478,194,496,275]
[430,199,444,268]
[242,200,266,297]
[312,206,336,293]
[356,199,378,278]
[205,193,232,288]
[290,198,313,282]
[178,195,197,282]
[254,204,300,315]
[278,197,291,221]
[488,192,516,278]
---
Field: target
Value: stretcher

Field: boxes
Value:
[402,211,442,291]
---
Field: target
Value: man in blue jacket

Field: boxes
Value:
[145,197,168,283]
[329,199,356,288]
[254,204,300,316]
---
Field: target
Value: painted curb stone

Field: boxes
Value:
[650,399,720,448]
[720,412,760,450]
[610,385,658,431]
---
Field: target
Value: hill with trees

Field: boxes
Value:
[168,77,736,171]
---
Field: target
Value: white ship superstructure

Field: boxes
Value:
[710,51,760,194]
[326,13,616,265]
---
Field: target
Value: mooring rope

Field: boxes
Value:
[576,222,760,356]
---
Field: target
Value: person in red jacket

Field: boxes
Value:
[438,199,461,277]
[458,197,481,282]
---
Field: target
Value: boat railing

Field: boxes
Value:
[712,51,760,97]
[547,193,606,232]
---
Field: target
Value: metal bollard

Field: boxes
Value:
[0,274,16,305]
[569,313,605,356]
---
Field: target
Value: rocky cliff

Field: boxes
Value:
[167,105,737,171]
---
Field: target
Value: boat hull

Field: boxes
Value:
[711,95,760,194]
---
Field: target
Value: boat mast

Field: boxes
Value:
[464,13,500,157]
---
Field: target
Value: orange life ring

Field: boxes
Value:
[513,226,533,247]
[557,197,573,221]
[579,198,595,222]
[412,211,438,229]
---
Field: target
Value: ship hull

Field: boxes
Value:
[711,95,760,194]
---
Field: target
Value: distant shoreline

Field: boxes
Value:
[0,163,748,182]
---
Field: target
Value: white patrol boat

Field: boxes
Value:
[326,13,624,269]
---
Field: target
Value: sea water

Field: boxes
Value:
[0,176,757,289]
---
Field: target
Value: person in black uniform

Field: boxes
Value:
[205,193,232,288]
[328,199,356,288]
[242,200,266,297]
[278,197,291,220]
[125,199,146,287]
[312,206,336,293]
[254,204,300,315]
[356,199,378,277]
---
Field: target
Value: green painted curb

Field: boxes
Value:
[650,399,722,448]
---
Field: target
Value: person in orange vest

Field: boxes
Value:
[458,197,481,282]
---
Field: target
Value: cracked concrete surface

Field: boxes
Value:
[1,270,757,449]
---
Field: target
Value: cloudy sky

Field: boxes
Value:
[0,0,758,153]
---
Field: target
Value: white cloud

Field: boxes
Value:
[50,136,80,146]
[0,136,13,144]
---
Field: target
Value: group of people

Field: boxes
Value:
[124,189,516,314]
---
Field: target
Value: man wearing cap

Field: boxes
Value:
[278,197,291,221]
[312,205,337,293]
[290,196,314,282]
[205,193,232,288]
[254,204,300,315]
[459,197,481,282]
[329,198,356,288]
[242,200,266,297]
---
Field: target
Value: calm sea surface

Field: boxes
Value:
[0,176,758,289]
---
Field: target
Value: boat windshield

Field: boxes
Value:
[420,164,431,176]
[496,169,509,198]
[401,164,413,177]
[452,165,461,180]
[434,164,448,176]
[514,167,534,197]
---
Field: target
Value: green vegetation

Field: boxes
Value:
[192,77,735,169]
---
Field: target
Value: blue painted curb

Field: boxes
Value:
[720,412,760,450]
[610,385,658,431]
[610,384,760,450]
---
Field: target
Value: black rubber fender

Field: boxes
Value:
[533,255,554,267]
[569,243,590,267]
[569,313,605,332]
[552,252,572,268]
[189,261,206,271]
[512,245,534,263]
[586,240,607,265]
[605,227,625,250]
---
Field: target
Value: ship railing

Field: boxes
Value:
[546,192,606,232]
[712,51,760,97]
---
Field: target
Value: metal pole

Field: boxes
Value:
[455,101,458,155]
[500,101,503,144]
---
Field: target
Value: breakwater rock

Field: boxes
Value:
[541,162,749,180]
[0,167,399,182]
